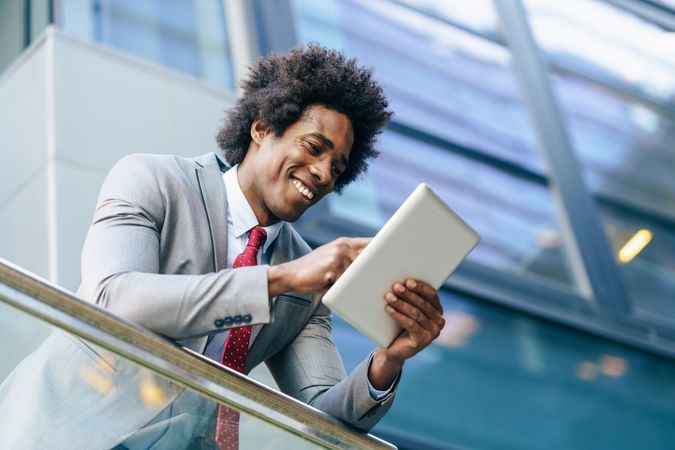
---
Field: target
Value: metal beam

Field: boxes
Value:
[223,0,261,94]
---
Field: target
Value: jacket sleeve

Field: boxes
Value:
[265,303,398,432]
[77,154,271,340]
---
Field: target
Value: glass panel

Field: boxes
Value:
[600,204,675,322]
[523,0,675,111]
[550,72,675,318]
[0,301,320,449]
[61,0,235,89]
[553,73,675,221]
[395,0,499,37]
[292,0,544,172]
[334,290,675,450]
[328,130,576,289]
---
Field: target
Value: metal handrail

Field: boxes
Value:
[0,258,396,450]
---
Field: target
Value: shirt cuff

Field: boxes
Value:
[366,351,400,401]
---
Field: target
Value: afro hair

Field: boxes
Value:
[216,43,392,193]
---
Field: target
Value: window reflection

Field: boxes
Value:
[553,73,675,222]
[600,204,675,322]
[524,0,675,110]
[61,0,235,89]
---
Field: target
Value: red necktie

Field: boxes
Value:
[215,225,267,450]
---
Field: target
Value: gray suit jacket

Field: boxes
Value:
[0,152,396,449]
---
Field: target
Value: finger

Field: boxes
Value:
[384,305,425,348]
[392,283,444,325]
[405,279,443,314]
[346,237,371,252]
[384,291,434,330]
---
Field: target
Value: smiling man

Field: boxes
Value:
[0,45,446,449]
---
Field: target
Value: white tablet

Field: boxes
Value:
[322,183,480,348]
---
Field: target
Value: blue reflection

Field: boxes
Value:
[61,0,235,89]
[332,289,675,449]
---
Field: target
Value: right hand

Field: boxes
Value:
[268,237,370,296]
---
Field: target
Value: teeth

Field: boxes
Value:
[292,179,314,199]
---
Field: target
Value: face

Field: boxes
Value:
[238,104,354,225]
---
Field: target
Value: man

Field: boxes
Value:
[0,45,445,449]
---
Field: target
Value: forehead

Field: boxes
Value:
[289,105,354,155]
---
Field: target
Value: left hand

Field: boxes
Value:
[383,278,445,361]
[367,279,445,390]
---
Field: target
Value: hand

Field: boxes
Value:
[267,237,370,296]
[368,279,445,389]
[383,279,445,361]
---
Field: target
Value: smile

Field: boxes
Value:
[291,178,314,200]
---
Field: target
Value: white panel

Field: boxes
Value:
[0,38,48,206]
[54,160,106,292]
[52,32,234,173]
[0,167,49,278]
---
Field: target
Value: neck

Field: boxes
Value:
[237,159,278,227]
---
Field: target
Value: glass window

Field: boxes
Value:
[552,73,675,221]
[61,0,235,89]
[523,0,675,112]
[292,0,545,173]
[549,72,675,318]
[395,0,500,38]
[600,204,675,323]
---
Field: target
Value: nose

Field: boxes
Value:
[309,157,333,186]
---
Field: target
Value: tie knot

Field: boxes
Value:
[247,225,267,250]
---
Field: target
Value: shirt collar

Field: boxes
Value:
[223,164,284,254]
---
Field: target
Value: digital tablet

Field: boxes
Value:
[322,183,480,348]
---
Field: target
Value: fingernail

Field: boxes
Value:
[385,292,396,302]
[385,305,394,312]
[406,279,417,289]
[395,284,405,293]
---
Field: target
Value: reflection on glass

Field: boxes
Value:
[617,229,652,264]
[292,0,544,171]
[396,0,499,37]
[329,131,576,289]
[61,0,235,89]
[524,0,675,110]
[333,290,675,449]
[600,204,675,322]
[0,301,321,449]
[552,73,675,221]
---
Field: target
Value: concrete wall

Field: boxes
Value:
[0,27,237,377]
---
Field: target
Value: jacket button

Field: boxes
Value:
[214,319,225,328]
[224,317,233,326]
[234,315,243,324]
[243,314,252,324]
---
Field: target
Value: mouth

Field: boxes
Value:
[291,177,315,201]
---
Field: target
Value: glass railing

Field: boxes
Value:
[0,258,395,450]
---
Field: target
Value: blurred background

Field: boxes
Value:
[1,0,674,449]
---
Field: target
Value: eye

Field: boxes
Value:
[307,143,320,155]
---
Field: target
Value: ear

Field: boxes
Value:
[250,120,269,145]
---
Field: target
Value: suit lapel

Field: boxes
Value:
[195,154,228,272]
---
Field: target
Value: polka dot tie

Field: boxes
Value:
[215,225,267,450]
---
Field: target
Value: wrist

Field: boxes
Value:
[267,264,293,297]
[368,348,404,390]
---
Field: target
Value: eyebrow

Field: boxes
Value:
[304,132,349,168]
[307,132,334,149]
